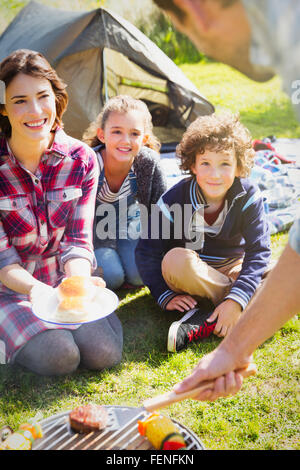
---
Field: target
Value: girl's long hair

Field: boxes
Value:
[82,95,161,152]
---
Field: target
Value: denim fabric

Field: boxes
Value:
[95,238,142,290]
[94,166,142,289]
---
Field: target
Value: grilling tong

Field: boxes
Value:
[141,363,257,413]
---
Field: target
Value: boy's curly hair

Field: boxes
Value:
[176,112,255,177]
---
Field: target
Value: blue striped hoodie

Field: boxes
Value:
[135,176,271,310]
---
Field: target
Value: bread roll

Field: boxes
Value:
[57,276,97,302]
[55,297,90,323]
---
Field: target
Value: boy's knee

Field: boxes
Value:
[162,247,197,274]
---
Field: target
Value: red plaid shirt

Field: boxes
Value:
[0,128,99,362]
[0,127,98,288]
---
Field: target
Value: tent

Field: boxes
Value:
[0,1,214,147]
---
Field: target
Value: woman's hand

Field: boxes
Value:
[29,282,56,304]
[166,294,197,312]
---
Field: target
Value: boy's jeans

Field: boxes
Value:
[95,238,142,290]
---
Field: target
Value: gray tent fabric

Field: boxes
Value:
[0,1,214,144]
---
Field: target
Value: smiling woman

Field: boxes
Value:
[0,49,123,375]
[2,73,57,173]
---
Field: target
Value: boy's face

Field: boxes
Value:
[191,148,240,205]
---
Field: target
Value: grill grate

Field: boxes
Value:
[33,406,205,450]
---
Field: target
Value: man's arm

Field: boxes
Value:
[174,241,300,400]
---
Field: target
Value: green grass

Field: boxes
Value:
[0,62,299,451]
[181,62,300,139]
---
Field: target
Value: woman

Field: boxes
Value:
[0,49,123,375]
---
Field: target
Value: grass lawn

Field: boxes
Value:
[0,63,299,451]
[181,61,300,139]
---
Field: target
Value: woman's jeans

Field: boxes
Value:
[95,238,142,290]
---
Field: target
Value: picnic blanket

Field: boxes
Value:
[160,137,300,235]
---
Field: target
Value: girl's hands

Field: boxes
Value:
[207,299,242,337]
[166,294,197,312]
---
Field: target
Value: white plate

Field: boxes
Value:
[31,287,119,325]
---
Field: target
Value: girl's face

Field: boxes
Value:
[1,72,57,147]
[97,110,148,166]
[191,149,240,205]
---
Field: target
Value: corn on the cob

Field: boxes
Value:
[0,421,43,450]
[138,412,186,450]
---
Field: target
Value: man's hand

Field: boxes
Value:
[173,347,256,401]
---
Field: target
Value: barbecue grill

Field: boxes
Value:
[32,406,205,450]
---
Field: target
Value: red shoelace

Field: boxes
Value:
[187,321,216,342]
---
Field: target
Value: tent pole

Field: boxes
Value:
[101,10,110,104]
[103,48,109,104]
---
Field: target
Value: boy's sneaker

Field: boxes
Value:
[167,300,216,352]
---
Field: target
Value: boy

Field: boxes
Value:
[135,112,271,352]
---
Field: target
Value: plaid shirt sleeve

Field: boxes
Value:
[0,219,22,269]
[59,146,99,270]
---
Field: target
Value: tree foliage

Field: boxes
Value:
[0,0,206,65]
[138,11,208,65]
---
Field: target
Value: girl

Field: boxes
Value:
[83,95,167,290]
[0,49,123,375]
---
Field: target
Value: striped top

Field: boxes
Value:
[95,150,133,204]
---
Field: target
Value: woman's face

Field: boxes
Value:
[1,72,57,146]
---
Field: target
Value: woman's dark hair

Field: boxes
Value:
[0,49,68,137]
